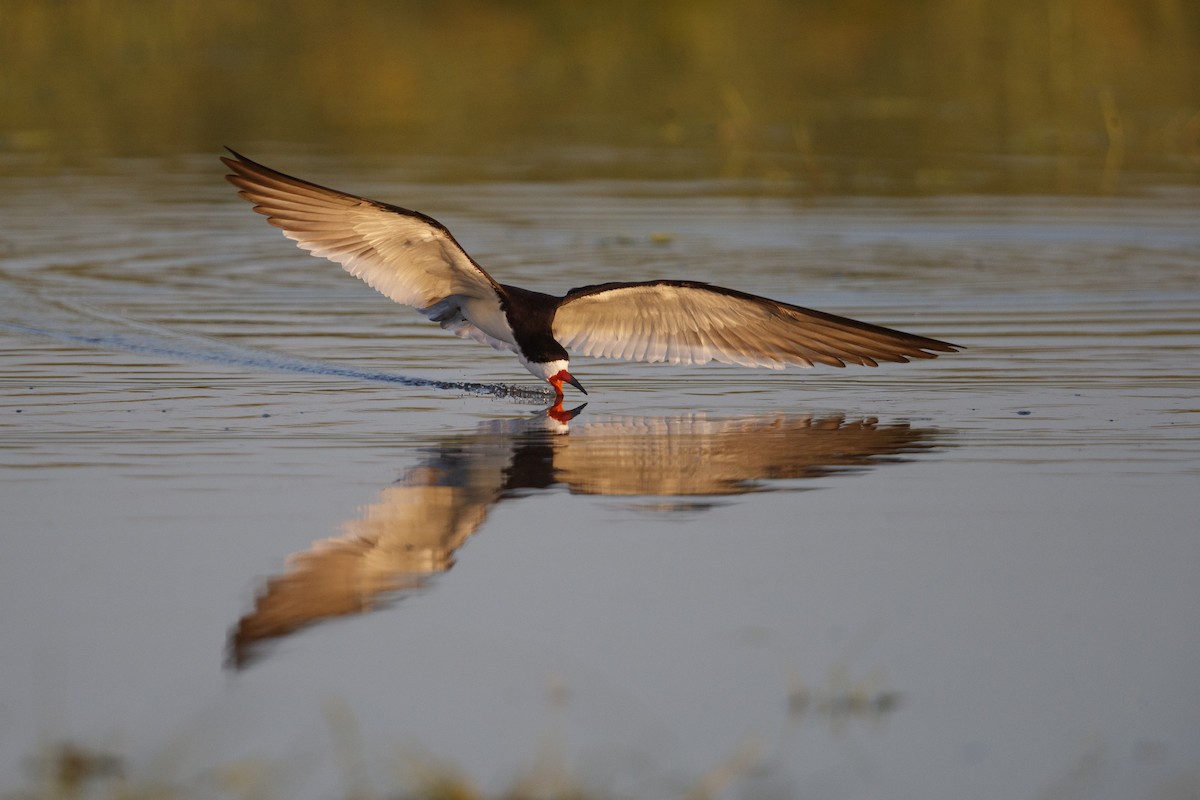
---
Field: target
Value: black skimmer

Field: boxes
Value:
[222,150,958,401]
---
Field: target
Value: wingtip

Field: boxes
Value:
[219,147,244,176]
[220,148,272,186]
[222,148,276,177]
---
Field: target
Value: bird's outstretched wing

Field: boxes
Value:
[222,150,514,350]
[552,281,958,368]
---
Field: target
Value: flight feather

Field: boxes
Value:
[552,281,958,369]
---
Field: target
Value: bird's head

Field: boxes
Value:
[525,358,587,399]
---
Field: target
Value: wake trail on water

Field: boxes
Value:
[1,299,554,403]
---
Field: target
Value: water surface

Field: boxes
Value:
[1,155,1198,799]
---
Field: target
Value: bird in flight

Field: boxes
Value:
[222,150,958,401]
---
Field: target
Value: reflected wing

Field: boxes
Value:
[554,414,937,495]
[227,413,577,669]
[552,281,958,368]
[228,449,512,669]
[222,150,513,348]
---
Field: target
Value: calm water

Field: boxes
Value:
[1,155,1198,799]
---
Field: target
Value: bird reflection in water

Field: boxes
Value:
[228,408,943,668]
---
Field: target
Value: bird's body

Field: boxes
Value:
[222,150,958,399]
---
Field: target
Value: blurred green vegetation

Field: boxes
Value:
[1,0,1197,191]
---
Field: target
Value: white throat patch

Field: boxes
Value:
[519,357,570,382]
